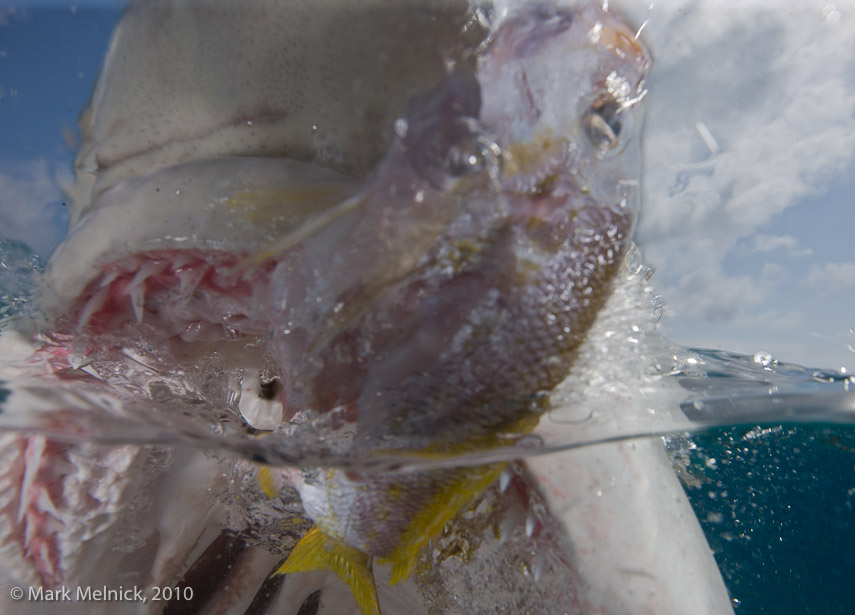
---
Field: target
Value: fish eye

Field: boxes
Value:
[443,132,503,182]
[583,99,622,150]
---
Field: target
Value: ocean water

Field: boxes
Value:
[1,2,854,614]
[668,348,855,613]
[684,425,855,615]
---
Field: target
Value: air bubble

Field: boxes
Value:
[706,512,724,524]
[393,118,408,138]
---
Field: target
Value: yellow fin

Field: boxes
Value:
[257,466,276,499]
[277,527,380,615]
[381,462,507,585]
[376,412,542,584]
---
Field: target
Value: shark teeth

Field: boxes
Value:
[128,286,144,324]
[524,513,537,538]
[499,466,512,493]
[532,551,546,583]
[175,264,206,297]
[124,261,167,324]
[77,287,109,330]
[67,251,270,340]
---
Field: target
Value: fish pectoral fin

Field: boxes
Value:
[243,192,366,264]
[380,462,509,586]
[276,527,380,615]
[256,466,277,499]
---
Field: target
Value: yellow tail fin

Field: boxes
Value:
[276,527,380,615]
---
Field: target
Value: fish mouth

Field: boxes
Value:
[587,6,648,60]
[474,3,650,221]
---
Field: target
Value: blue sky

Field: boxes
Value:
[0,3,123,253]
[0,0,853,372]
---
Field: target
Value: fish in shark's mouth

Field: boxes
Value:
[0,1,734,614]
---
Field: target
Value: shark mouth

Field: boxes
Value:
[66,250,272,341]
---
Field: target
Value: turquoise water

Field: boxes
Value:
[683,425,855,614]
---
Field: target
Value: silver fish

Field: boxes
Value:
[0,1,733,614]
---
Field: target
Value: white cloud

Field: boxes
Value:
[808,262,855,288]
[0,159,69,255]
[667,266,768,322]
[733,308,805,331]
[636,0,855,245]
[613,0,855,366]
[752,234,813,257]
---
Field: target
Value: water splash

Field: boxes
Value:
[1,247,852,474]
[0,238,44,323]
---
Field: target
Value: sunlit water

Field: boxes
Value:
[2,236,854,613]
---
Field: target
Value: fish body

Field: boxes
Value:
[0,1,735,614]
[267,5,650,607]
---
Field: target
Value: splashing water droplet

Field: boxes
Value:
[753,351,774,367]
[0,238,44,322]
